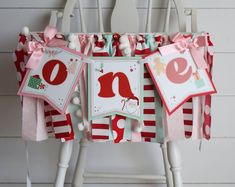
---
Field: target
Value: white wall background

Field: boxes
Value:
[0,0,234,186]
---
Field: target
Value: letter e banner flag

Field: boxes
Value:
[145,50,216,115]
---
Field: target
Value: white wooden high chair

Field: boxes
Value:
[52,0,195,187]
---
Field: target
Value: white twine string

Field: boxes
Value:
[25,141,32,187]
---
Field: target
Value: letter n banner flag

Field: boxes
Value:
[88,57,143,121]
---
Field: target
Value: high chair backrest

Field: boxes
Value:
[61,0,187,34]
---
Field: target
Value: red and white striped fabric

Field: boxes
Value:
[44,101,54,133]
[44,101,74,140]
[52,112,74,141]
[91,117,110,141]
[141,68,157,142]
[43,104,75,141]
[135,35,151,56]
[92,34,109,57]
[53,113,73,140]
[182,99,193,138]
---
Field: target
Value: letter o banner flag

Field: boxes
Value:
[18,47,85,114]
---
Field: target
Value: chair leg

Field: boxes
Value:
[167,141,183,187]
[160,142,173,187]
[54,140,74,187]
[72,139,89,187]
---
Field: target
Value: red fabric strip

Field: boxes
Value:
[55,132,70,139]
[92,135,109,140]
[144,85,154,90]
[144,73,151,78]
[144,121,156,126]
[144,109,155,114]
[53,121,69,127]
[92,124,109,129]
[44,112,50,116]
[183,109,193,114]
[185,131,192,137]
[184,120,193,126]
[144,138,151,142]
[46,122,52,127]
[144,97,155,102]
[93,52,110,57]
[141,132,156,138]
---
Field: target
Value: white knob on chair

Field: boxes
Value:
[21,26,30,36]
[57,11,63,18]
[72,96,80,105]
[119,35,132,56]
[77,122,85,131]
[75,109,82,118]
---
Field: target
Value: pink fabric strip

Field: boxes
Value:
[163,106,185,140]
[191,97,203,139]
[22,97,48,141]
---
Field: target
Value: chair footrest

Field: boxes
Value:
[84,172,166,181]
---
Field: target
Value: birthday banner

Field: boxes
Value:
[17,28,216,117]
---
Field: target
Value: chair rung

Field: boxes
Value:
[84,172,166,181]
